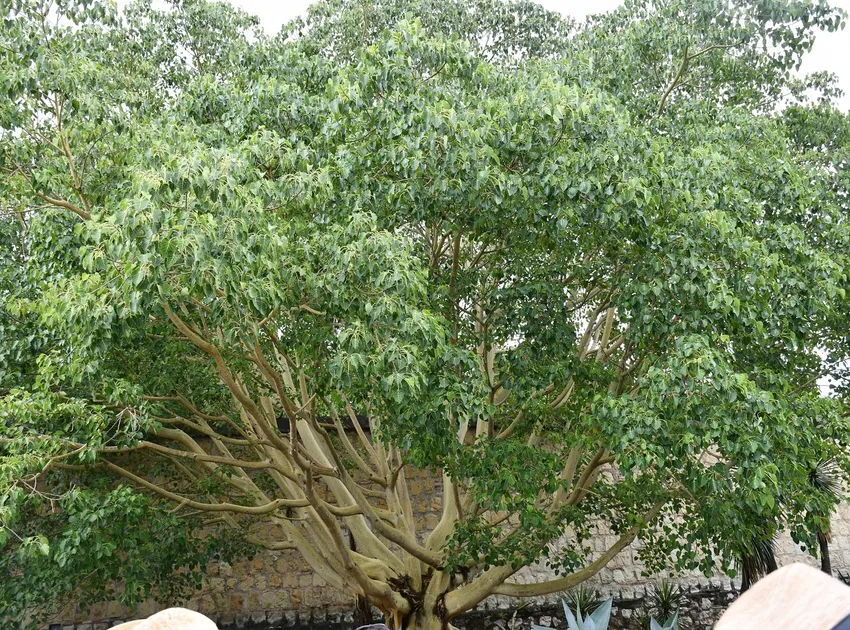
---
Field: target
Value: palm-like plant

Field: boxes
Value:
[736,534,778,593]
[808,458,843,575]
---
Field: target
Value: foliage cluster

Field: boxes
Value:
[1,0,849,627]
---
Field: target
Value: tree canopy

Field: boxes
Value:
[1,0,849,628]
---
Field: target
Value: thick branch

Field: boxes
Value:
[141,439,278,471]
[492,501,666,598]
[31,188,90,220]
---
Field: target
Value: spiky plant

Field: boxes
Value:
[736,534,778,593]
[650,611,679,630]
[534,597,613,630]
[808,458,843,575]
[647,580,683,623]
[565,585,603,620]
[637,580,683,630]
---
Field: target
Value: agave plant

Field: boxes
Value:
[534,596,613,630]
[650,611,679,630]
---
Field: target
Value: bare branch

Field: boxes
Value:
[101,459,307,515]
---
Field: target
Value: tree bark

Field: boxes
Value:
[399,610,446,630]
[818,529,832,576]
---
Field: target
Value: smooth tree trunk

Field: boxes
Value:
[403,609,449,630]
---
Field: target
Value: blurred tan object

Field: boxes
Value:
[110,608,217,629]
[716,563,850,630]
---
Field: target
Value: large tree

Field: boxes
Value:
[2,0,850,628]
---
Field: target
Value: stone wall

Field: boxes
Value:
[44,474,850,629]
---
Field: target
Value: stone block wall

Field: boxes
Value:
[44,472,850,629]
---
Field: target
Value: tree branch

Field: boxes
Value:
[101,459,307,515]
[656,40,746,116]
[491,501,666,598]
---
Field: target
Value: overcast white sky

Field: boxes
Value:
[228,0,850,111]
